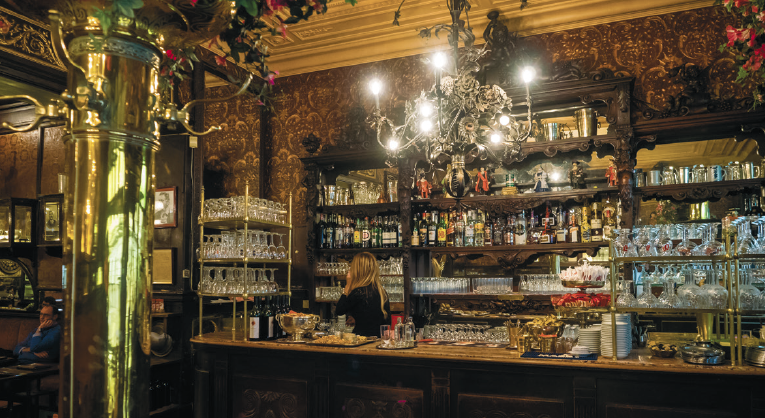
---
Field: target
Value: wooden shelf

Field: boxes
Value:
[199,258,291,264]
[412,242,606,254]
[320,202,399,217]
[518,135,618,159]
[200,218,291,230]
[616,308,727,314]
[636,178,763,202]
[412,188,618,216]
[320,247,406,256]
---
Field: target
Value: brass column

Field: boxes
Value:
[61,34,160,418]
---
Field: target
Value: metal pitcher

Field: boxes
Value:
[542,122,572,141]
[727,161,742,181]
[661,166,679,185]
[692,164,707,183]
[647,170,663,186]
[573,108,600,137]
[677,166,693,184]
[742,162,761,179]
[634,168,646,187]
[706,165,726,182]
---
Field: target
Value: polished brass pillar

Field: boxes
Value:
[61,34,161,418]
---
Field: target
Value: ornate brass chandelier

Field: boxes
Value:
[369,0,536,197]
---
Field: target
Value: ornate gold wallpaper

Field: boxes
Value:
[203,85,262,198]
[201,6,747,226]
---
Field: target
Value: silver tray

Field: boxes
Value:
[306,337,378,348]
[680,341,726,365]
[376,342,417,350]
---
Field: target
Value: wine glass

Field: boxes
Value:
[275,233,287,259]
[675,224,697,256]
[657,225,674,256]
[268,268,279,293]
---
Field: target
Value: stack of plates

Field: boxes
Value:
[578,325,602,354]
[601,314,632,359]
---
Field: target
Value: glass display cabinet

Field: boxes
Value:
[0,198,37,247]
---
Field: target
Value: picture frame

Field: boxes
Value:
[152,248,175,285]
[154,187,177,228]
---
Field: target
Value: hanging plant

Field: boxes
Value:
[716,0,765,105]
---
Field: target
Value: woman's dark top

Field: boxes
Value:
[335,284,390,337]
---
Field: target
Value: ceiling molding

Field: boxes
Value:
[209,0,714,77]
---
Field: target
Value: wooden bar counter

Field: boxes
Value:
[192,334,765,418]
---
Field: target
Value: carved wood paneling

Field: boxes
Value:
[457,393,566,418]
[604,404,736,418]
[232,376,308,418]
[335,383,423,418]
[0,7,65,71]
[637,179,763,202]
[431,370,449,418]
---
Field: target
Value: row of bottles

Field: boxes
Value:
[411,198,621,247]
[249,295,290,341]
[317,214,402,249]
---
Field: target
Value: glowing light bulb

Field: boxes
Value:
[388,138,399,150]
[369,79,382,95]
[521,67,536,83]
[433,52,447,69]
[420,120,433,132]
[499,115,510,126]
[420,102,433,117]
[551,172,561,181]
[490,133,502,143]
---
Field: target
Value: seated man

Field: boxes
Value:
[13,304,61,364]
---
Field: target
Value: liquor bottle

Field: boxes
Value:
[437,212,448,247]
[353,218,362,248]
[493,217,504,246]
[590,202,603,242]
[602,199,616,240]
[503,215,514,245]
[475,211,485,247]
[455,213,465,247]
[374,217,382,248]
[318,214,327,249]
[527,209,539,244]
[484,213,493,246]
[249,297,262,341]
[345,217,353,248]
[555,208,568,244]
[262,297,274,340]
[539,207,555,244]
[748,193,764,215]
[380,216,388,248]
[411,214,421,247]
[273,296,283,338]
[581,207,592,243]
[515,211,527,245]
[428,211,438,246]
[335,215,344,249]
[569,209,580,243]
[362,217,372,248]
[420,212,430,247]
[397,216,403,247]
[280,296,289,338]
[446,212,456,247]
[465,210,476,247]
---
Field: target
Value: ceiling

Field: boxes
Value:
[203,0,713,77]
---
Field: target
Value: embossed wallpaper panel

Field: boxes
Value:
[0,130,39,199]
[203,85,262,198]
[199,6,746,227]
[40,126,66,195]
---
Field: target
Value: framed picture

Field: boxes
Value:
[152,248,175,285]
[154,187,177,228]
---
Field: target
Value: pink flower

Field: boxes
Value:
[749,30,757,47]
[265,70,279,85]
[277,22,288,39]
[190,0,197,6]
[724,0,731,4]
[735,0,749,7]
[166,49,178,61]
[759,11,765,22]
[215,55,227,66]
[754,5,759,12]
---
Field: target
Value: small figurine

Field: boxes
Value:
[475,167,490,194]
[606,159,618,187]
[417,172,432,199]
[568,161,587,189]
[533,167,550,192]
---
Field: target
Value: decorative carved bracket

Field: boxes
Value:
[638,179,763,202]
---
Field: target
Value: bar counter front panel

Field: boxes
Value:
[192,337,765,418]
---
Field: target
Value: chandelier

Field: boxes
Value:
[368,0,536,197]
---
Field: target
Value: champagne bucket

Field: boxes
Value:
[647,170,663,186]
[677,167,693,184]
[727,162,742,181]
[742,162,761,179]
[706,165,726,182]
[573,108,599,137]
[542,122,571,141]
[661,166,678,185]
[634,169,646,187]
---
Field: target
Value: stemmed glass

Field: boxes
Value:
[212,267,226,294]
[636,271,659,308]
[267,268,279,293]
[275,233,287,259]
[675,224,697,256]
[634,226,653,257]
[656,225,674,256]
[613,229,637,257]
[693,223,724,256]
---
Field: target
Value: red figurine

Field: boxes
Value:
[606,159,618,187]
[417,173,432,199]
[475,167,489,194]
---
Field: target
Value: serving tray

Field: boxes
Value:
[306,337,379,348]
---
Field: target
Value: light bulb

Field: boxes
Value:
[369,79,382,95]
[419,102,433,117]
[551,172,561,181]
[433,52,447,69]
[499,115,510,126]
[388,138,399,150]
[490,133,502,143]
[420,120,433,132]
[521,67,536,83]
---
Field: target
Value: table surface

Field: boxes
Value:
[0,363,59,384]
[192,333,765,377]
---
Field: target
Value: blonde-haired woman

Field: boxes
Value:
[336,252,390,337]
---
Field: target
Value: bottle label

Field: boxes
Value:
[591,219,602,229]
[363,230,370,242]
[570,229,579,243]
[466,226,474,236]
[250,317,261,340]
[437,229,446,242]
[353,231,360,243]
[412,233,420,246]
[429,230,436,242]
[268,317,274,339]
